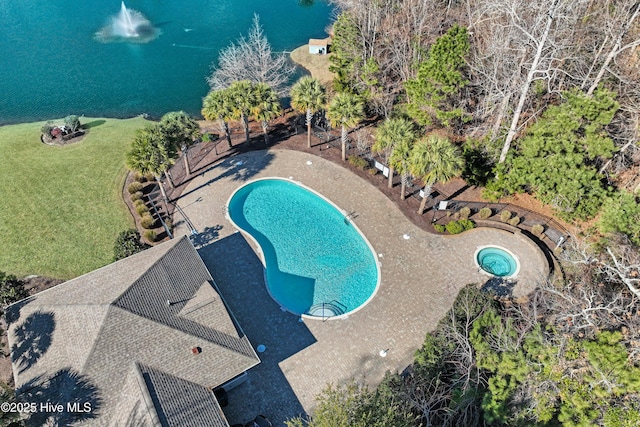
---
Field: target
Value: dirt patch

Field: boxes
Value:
[290,45,334,85]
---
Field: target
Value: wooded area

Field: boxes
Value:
[282,1,640,425]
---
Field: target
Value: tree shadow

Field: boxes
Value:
[177,150,275,201]
[190,224,224,248]
[4,298,32,327]
[481,277,518,298]
[82,120,105,129]
[17,368,102,426]
[11,311,55,374]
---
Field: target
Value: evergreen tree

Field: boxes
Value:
[328,12,360,94]
[486,89,619,220]
[599,191,640,246]
[405,25,470,128]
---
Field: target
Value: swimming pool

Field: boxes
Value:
[227,178,380,318]
[475,246,520,278]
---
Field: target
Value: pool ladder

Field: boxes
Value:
[344,211,358,224]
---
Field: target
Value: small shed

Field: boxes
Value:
[309,37,330,55]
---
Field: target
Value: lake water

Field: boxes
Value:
[0,0,332,125]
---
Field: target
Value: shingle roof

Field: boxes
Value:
[138,363,229,427]
[6,236,259,426]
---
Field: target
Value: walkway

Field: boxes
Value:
[173,149,549,426]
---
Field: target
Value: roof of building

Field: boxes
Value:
[6,236,259,426]
[308,37,331,47]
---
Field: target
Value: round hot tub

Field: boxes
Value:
[475,246,520,278]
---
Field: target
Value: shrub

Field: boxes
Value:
[140,214,156,229]
[113,229,150,261]
[509,216,521,226]
[434,224,446,233]
[500,210,512,222]
[202,132,219,142]
[531,224,545,237]
[135,203,149,216]
[599,191,640,246]
[459,219,475,231]
[128,181,144,194]
[41,122,55,139]
[130,191,144,202]
[368,168,378,176]
[479,207,492,219]
[445,219,475,235]
[64,115,81,132]
[0,271,29,307]
[348,156,369,170]
[446,220,465,234]
[458,206,471,220]
[143,229,157,242]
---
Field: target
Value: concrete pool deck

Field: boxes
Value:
[173,149,549,425]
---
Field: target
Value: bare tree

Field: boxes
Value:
[330,0,447,118]
[493,0,582,163]
[548,236,640,354]
[582,0,640,96]
[207,14,295,95]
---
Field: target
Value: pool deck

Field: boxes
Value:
[173,149,549,426]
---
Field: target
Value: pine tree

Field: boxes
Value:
[487,89,619,220]
[405,25,470,128]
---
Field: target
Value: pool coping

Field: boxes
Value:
[473,245,522,279]
[224,176,382,321]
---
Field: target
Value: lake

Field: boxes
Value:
[0,0,332,125]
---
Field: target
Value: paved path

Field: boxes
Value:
[173,149,549,426]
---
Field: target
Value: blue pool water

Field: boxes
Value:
[0,0,332,124]
[227,179,379,317]
[476,247,519,277]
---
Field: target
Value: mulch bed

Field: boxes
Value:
[142,112,573,242]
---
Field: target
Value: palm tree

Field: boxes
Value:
[410,135,465,214]
[202,89,235,149]
[158,111,200,176]
[126,125,177,201]
[228,80,255,143]
[389,139,415,200]
[251,83,282,144]
[326,93,364,161]
[290,76,326,148]
[372,117,418,189]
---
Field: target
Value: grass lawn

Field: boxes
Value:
[0,117,147,279]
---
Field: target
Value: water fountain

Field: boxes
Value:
[95,2,159,43]
[115,2,139,37]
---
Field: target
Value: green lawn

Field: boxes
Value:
[0,117,147,279]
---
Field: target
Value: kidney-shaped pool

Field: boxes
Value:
[227,178,379,319]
